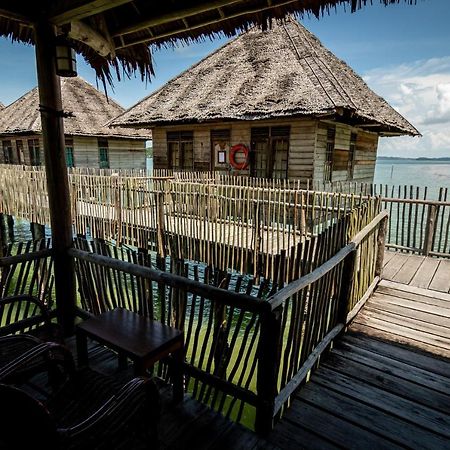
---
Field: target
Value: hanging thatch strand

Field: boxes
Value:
[112,19,419,136]
[0,1,418,85]
[0,77,151,139]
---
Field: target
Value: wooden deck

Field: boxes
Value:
[68,269,450,449]
[382,250,450,293]
[267,278,450,449]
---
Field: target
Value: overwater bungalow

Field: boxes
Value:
[0,77,150,169]
[0,1,448,449]
[113,19,420,182]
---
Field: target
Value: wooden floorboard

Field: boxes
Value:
[391,253,424,285]
[410,257,440,289]
[429,260,450,293]
[383,251,450,294]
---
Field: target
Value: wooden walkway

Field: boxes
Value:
[267,278,450,449]
[382,250,450,293]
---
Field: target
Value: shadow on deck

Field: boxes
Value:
[68,272,450,449]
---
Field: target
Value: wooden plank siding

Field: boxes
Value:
[152,118,379,182]
[0,135,146,169]
[314,121,378,183]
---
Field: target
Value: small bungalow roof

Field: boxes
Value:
[0,77,151,139]
[113,19,419,137]
[0,102,4,110]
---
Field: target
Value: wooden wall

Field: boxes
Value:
[314,121,379,183]
[73,136,146,169]
[0,135,146,169]
[152,118,379,182]
[152,118,317,178]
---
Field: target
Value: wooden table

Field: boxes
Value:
[76,308,184,402]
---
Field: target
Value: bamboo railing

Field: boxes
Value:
[1,166,448,259]
[0,239,54,302]
[0,196,385,431]
[67,197,384,431]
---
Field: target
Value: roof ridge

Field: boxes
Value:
[296,23,359,110]
[282,22,336,107]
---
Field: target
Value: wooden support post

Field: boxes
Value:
[253,201,261,280]
[375,215,388,277]
[156,192,166,257]
[423,204,437,256]
[35,21,76,336]
[0,213,6,257]
[255,306,282,434]
[337,249,357,325]
[6,215,14,243]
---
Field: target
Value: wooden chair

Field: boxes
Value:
[0,294,61,384]
[0,342,161,450]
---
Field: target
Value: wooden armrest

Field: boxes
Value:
[0,295,52,336]
[62,377,161,447]
[0,342,74,382]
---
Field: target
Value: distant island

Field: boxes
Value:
[378,156,450,161]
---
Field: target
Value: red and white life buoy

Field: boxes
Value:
[229,144,249,170]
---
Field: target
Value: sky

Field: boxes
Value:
[0,0,449,158]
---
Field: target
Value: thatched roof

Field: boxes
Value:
[0,77,151,139]
[112,19,419,137]
[0,1,418,85]
[0,102,4,110]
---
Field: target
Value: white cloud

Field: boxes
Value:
[363,57,450,158]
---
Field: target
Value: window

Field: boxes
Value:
[98,138,109,169]
[167,131,193,170]
[65,137,75,168]
[28,139,41,166]
[211,129,230,169]
[250,126,290,178]
[348,133,357,179]
[324,127,335,182]
[16,140,24,165]
[2,140,13,164]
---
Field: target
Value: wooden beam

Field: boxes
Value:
[50,0,133,26]
[113,0,242,37]
[34,21,76,336]
[0,7,32,24]
[68,20,115,57]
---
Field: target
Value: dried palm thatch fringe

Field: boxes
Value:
[0,1,418,86]
[0,77,151,139]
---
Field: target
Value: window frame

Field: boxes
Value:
[98,138,110,169]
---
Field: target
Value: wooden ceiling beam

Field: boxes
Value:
[50,0,134,26]
[113,0,242,37]
[116,0,300,49]
[0,7,32,24]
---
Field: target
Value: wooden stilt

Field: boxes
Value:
[34,20,76,336]
[6,215,14,243]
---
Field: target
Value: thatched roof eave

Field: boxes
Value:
[0,1,419,85]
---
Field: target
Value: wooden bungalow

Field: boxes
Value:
[113,19,420,182]
[0,77,150,169]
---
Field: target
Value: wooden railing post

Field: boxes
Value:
[423,204,437,256]
[156,192,166,257]
[337,249,357,325]
[255,306,282,435]
[375,214,388,277]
